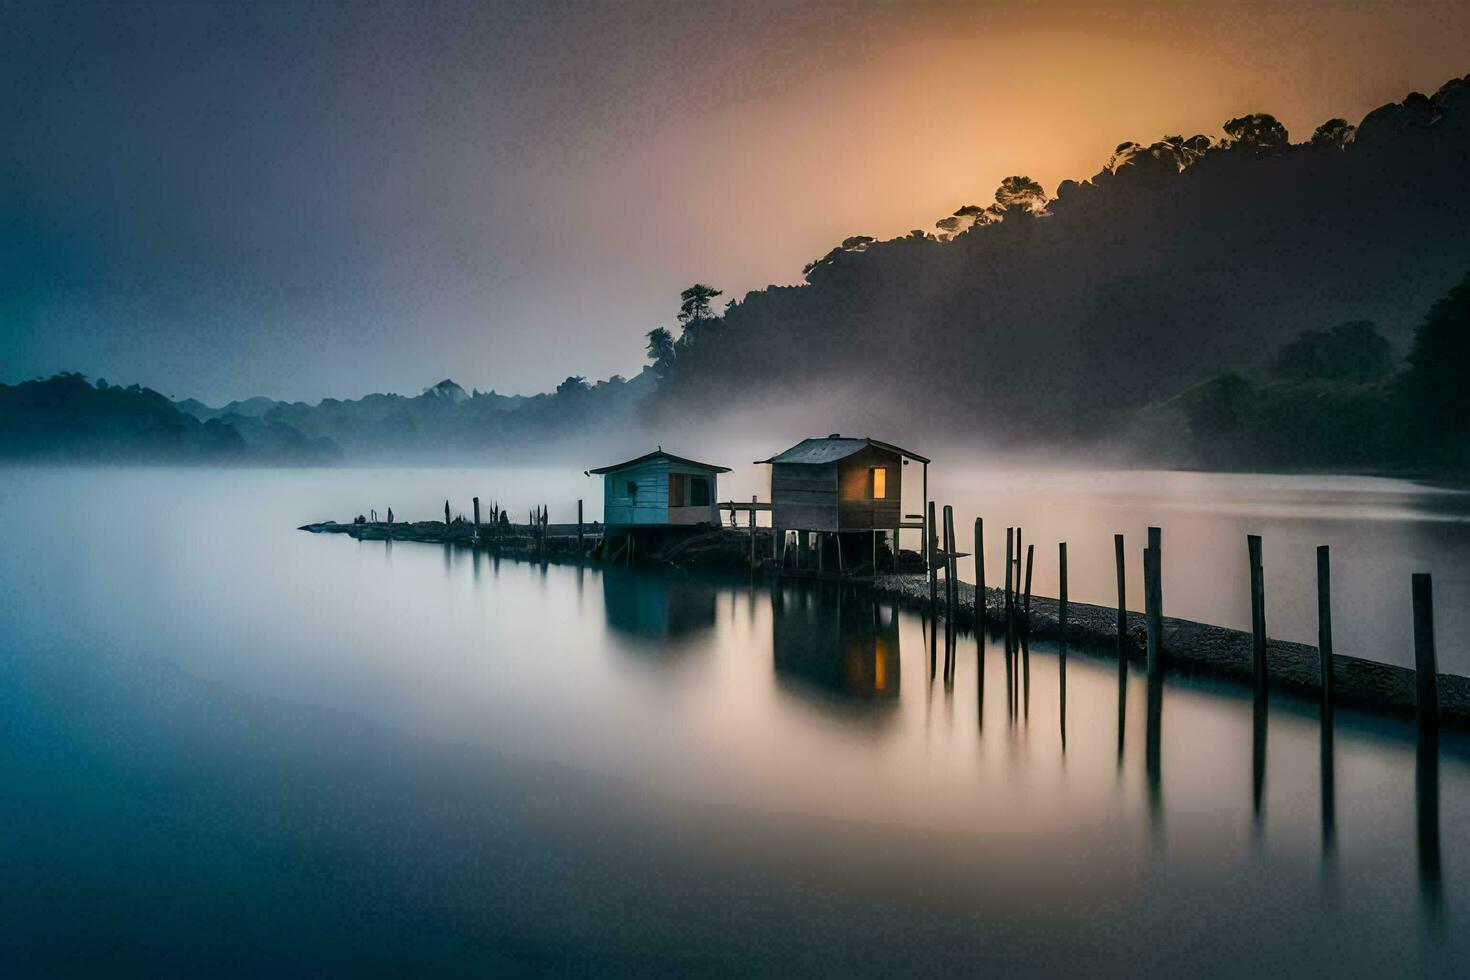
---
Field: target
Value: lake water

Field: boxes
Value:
[1,466,1466,975]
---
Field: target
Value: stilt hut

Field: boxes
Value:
[756,435,929,572]
[588,448,730,530]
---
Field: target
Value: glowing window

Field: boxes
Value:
[871,467,887,499]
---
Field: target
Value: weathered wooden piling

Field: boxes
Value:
[473,497,481,540]
[928,501,939,607]
[1115,532,1126,762]
[1413,573,1438,732]
[1015,526,1023,595]
[974,517,985,622]
[748,495,757,569]
[1059,541,1068,746]
[1145,526,1162,677]
[1022,542,1034,714]
[577,499,584,555]
[1022,543,1034,626]
[1004,527,1015,650]
[1114,534,1126,657]
[444,500,451,526]
[943,505,957,616]
[1248,534,1267,702]
[1317,545,1333,725]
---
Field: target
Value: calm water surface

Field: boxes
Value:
[1,467,1466,976]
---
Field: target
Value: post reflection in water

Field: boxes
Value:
[1021,628,1031,721]
[771,581,900,705]
[943,617,956,693]
[927,614,937,683]
[1116,657,1127,770]
[1004,628,1015,725]
[976,623,985,734]
[1145,668,1164,840]
[1418,726,1443,928]
[1252,684,1267,836]
[1319,713,1339,902]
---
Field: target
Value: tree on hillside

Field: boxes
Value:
[645,327,675,376]
[1311,118,1356,149]
[1222,113,1289,152]
[936,203,988,238]
[1271,321,1392,382]
[1403,269,1470,437]
[678,284,723,326]
[992,175,1047,217]
[556,376,590,396]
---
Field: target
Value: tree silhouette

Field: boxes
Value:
[1222,113,1289,152]
[678,284,723,326]
[1310,118,1356,148]
[1404,269,1470,438]
[645,327,676,379]
[1271,321,1391,381]
[992,175,1047,215]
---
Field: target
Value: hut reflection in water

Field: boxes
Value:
[771,581,900,703]
[600,566,717,644]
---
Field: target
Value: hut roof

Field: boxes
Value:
[756,436,930,465]
[588,449,731,475]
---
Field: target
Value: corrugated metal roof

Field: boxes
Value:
[588,449,731,474]
[755,437,930,465]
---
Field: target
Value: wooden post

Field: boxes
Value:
[1021,542,1033,718]
[974,517,985,626]
[928,501,939,607]
[1022,543,1034,627]
[818,531,824,574]
[1145,526,1162,676]
[947,506,959,616]
[473,497,481,540]
[1059,541,1068,746]
[1114,534,1126,658]
[1015,527,1023,594]
[749,495,757,570]
[921,460,929,574]
[1003,527,1014,650]
[1248,534,1266,701]
[1317,545,1333,726]
[445,500,451,526]
[1413,573,1438,733]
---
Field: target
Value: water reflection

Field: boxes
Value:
[1253,685,1267,835]
[1116,657,1127,769]
[1145,668,1163,838]
[1419,726,1443,927]
[1320,715,1338,902]
[601,566,717,644]
[771,581,900,705]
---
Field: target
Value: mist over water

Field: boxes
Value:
[0,466,1466,974]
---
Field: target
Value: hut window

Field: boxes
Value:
[870,467,888,499]
[669,473,687,505]
[690,476,711,507]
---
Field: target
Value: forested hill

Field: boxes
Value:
[642,74,1470,446]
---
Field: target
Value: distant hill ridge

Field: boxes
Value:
[639,72,1470,444]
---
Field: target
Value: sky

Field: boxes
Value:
[4,1,1470,404]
